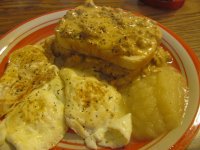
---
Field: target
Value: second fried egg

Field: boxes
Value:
[60,68,132,149]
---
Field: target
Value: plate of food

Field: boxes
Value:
[0,0,200,150]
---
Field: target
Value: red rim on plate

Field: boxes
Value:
[0,9,200,150]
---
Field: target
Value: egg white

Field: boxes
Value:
[0,76,66,150]
[60,68,132,149]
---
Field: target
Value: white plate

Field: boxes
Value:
[0,9,200,150]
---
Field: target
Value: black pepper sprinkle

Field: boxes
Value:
[57,90,60,95]
[108,96,113,100]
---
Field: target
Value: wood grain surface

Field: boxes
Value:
[0,0,200,149]
[0,0,200,58]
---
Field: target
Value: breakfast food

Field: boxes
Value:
[60,68,132,149]
[55,0,161,70]
[54,50,137,88]
[0,0,188,150]
[122,66,187,139]
[0,84,66,150]
[0,45,58,117]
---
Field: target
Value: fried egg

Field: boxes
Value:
[0,45,58,117]
[0,78,66,150]
[60,68,132,149]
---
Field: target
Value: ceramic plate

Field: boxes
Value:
[0,9,200,150]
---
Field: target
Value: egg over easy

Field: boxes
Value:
[0,45,58,117]
[0,43,132,150]
[60,68,132,149]
[0,75,66,150]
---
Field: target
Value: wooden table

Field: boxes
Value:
[0,0,199,58]
[0,0,199,149]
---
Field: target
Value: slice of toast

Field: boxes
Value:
[55,1,161,70]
